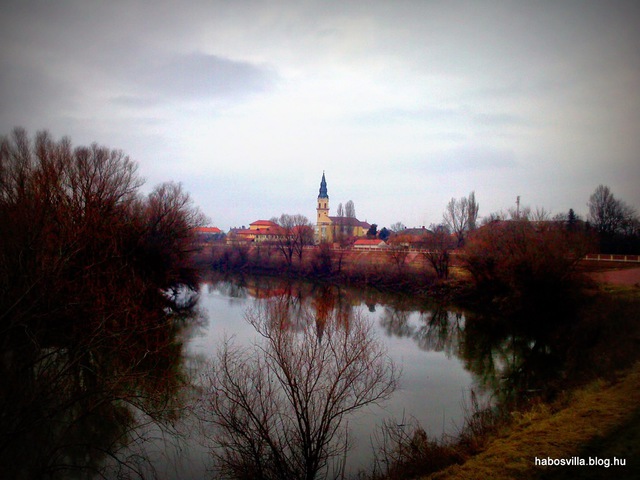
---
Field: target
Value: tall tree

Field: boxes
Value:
[389,222,406,233]
[336,202,344,217]
[587,185,636,236]
[587,185,639,253]
[443,192,478,247]
[567,208,578,231]
[420,224,454,280]
[467,191,479,231]
[345,200,356,218]
[0,128,205,478]
[276,213,314,267]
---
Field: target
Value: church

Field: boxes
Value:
[315,172,370,243]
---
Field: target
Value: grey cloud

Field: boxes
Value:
[354,106,464,126]
[422,145,518,173]
[472,113,529,127]
[0,61,77,132]
[356,107,528,130]
[111,95,164,108]
[129,53,278,103]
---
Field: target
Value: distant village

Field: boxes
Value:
[196,174,640,260]
[196,172,430,251]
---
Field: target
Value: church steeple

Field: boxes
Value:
[316,172,330,242]
[318,171,328,199]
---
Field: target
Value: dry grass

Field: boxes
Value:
[423,363,640,480]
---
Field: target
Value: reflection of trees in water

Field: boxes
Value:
[379,307,414,338]
[199,298,398,480]
[458,301,620,408]
[375,299,606,409]
[204,276,640,457]
[213,279,248,299]
[378,304,464,358]
[0,129,206,478]
[414,310,464,358]
[208,275,362,339]
[1,295,199,479]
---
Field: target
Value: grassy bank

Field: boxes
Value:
[366,285,640,480]
[423,360,640,480]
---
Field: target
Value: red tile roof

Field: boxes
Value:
[197,226,222,234]
[354,238,386,246]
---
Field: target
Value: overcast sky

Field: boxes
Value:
[2,1,639,230]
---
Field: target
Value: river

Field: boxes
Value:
[13,272,630,479]
[144,275,481,479]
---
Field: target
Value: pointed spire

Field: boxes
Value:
[318,171,328,198]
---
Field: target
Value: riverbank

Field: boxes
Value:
[361,282,640,480]
[423,360,640,480]
[200,255,640,479]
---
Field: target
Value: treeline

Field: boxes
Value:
[207,218,595,311]
[0,128,205,478]
[1,127,205,339]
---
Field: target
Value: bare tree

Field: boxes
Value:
[388,244,409,273]
[336,202,344,218]
[389,222,406,233]
[275,213,314,267]
[507,204,531,221]
[467,191,479,231]
[199,304,398,480]
[0,128,205,479]
[345,200,355,218]
[343,200,356,237]
[588,185,636,236]
[420,224,454,280]
[462,218,594,299]
[531,206,551,222]
[442,192,478,246]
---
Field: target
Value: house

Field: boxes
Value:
[353,238,387,250]
[195,226,224,243]
[230,220,285,243]
[388,226,431,248]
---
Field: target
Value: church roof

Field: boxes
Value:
[318,172,328,198]
[329,216,370,228]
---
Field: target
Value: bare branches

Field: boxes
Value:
[0,128,203,478]
[588,185,637,235]
[275,213,314,268]
[420,225,455,280]
[199,304,398,480]
[443,192,478,247]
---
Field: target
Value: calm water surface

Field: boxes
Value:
[9,272,636,479]
[169,277,479,478]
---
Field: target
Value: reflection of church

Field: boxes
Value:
[315,172,370,243]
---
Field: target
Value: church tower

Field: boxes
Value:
[316,172,331,242]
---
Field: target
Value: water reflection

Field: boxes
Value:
[12,271,632,478]
[0,290,202,480]
[379,305,464,358]
[203,274,640,421]
[197,291,398,480]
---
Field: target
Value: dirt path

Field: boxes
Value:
[588,267,640,287]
